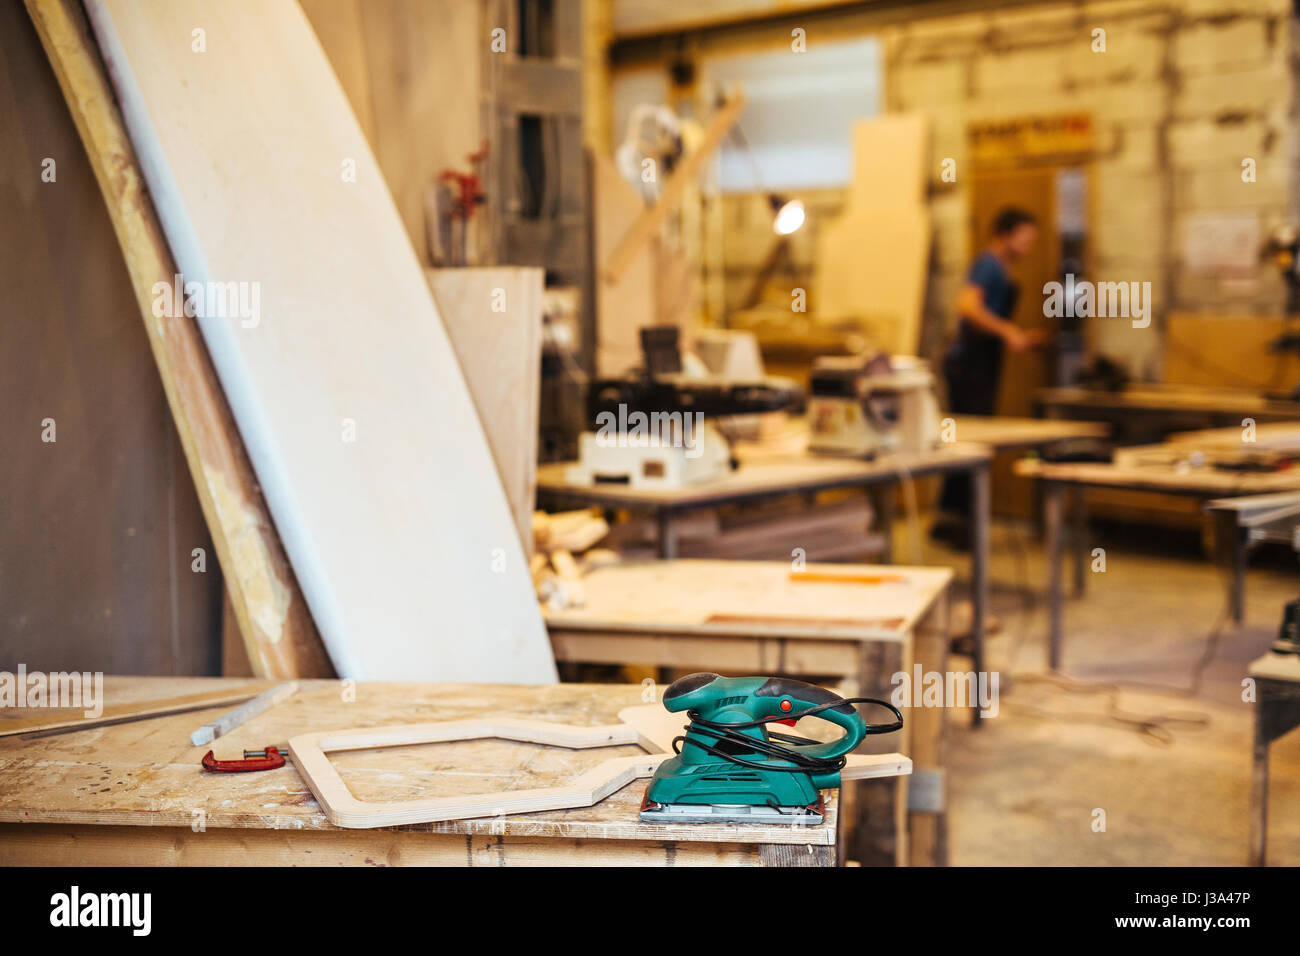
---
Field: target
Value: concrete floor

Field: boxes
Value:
[919,516,1300,866]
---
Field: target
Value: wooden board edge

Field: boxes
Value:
[0,684,268,738]
[842,753,912,780]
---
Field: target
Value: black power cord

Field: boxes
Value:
[672,696,903,776]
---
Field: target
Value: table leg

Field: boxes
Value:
[970,463,990,727]
[840,641,904,866]
[906,591,950,865]
[1044,480,1065,672]
[1248,678,1300,865]
[1211,510,1247,624]
[657,510,679,560]
[1071,484,1087,598]
[1250,701,1269,867]
[870,485,895,563]
[1233,527,1248,624]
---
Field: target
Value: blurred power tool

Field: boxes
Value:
[1275,599,1300,655]
[614,103,683,202]
[567,326,803,489]
[807,351,940,458]
[639,672,902,824]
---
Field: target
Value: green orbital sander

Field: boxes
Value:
[639,672,903,825]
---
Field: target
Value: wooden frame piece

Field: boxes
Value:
[288,719,664,828]
[289,705,910,829]
[188,681,299,747]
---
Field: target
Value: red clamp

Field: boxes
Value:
[201,747,287,773]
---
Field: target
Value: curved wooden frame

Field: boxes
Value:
[288,719,665,828]
[289,705,911,829]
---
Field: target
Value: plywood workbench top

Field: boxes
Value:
[545,560,952,642]
[0,677,837,849]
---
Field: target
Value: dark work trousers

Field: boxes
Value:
[939,343,1002,516]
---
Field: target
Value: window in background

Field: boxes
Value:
[705,37,882,193]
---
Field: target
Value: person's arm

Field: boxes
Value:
[956,283,1040,351]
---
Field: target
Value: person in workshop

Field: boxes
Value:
[933,206,1044,548]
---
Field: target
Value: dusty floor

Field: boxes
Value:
[921,515,1300,866]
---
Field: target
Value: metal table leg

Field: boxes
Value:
[1233,526,1248,624]
[1044,480,1065,672]
[1250,700,1269,867]
[657,509,679,560]
[1249,677,1300,865]
[870,484,895,564]
[1071,484,1087,598]
[970,462,991,726]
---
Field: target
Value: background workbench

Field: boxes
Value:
[1036,385,1300,445]
[1015,456,1300,669]
[948,413,1109,520]
[0,678,842,867]
[545,559,952,865]
[537,444,992,556]
[538,443,992,721]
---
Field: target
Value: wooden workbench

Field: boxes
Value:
[947,414,1110,520]
[1037,385,1300,445]
[1015,456,1300,669]
[538,443,993,727]
[1158,421,1300,452]
[546,560,952,865]
[537,444,992,536]
[0,678,844,866]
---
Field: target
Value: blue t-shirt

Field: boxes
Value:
[948,251,1020,377]
[968,251,1017,320]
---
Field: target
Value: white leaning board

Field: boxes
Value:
[85,0,556,682]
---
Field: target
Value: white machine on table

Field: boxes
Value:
[567,326,803,490]
[569,420,734,490]
[808,353,941,458]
